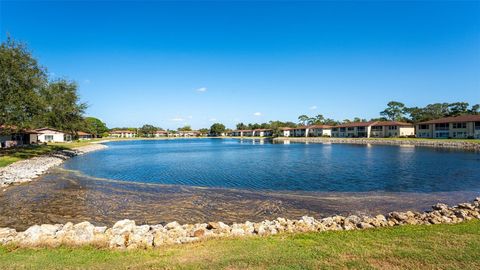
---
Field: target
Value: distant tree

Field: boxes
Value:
[323,118,338,126]
[198,128,209,134]
[342,119,351,124]
[178,125,192,131]
[138,124,157,137]
[0,36,47,131]
[236,122,248,130]
[37,79,87,134]
[353,117,362,122]
[298,115,309,125]
[84,117,108,137]
[380,101,406,121]
[210,123,226,135]
[469,104,480,115]
[447,102,469,116]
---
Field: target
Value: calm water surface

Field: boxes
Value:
[63,139,480,193]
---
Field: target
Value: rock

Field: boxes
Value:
[165,221,180,230]
[432,203,449,211]
[193,229,205,238]
[457,203,475,210]
[0,228,17,244]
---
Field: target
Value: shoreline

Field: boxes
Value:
[0,143,107,188]
[273,137,480,150]
[0,197,478,249]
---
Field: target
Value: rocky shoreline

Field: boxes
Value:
[273,137,480,150]
[0,197,478,249]
[0,144,107,188]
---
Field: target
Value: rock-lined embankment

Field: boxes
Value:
[0,198,478,249]
[273,137,480,150]
[0,144,107,187]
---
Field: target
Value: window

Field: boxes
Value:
[435,123,449,130]
[452,122,466,129]
[476,122,480,130]
[347,127,354,131]
[453,132,467,138]
[332,128,338,131]
[418,124,429,130]
[388,126,398,130]
[371,126,383,131]
[340,128,346,132]
[357,127,365,131]
[45,135,54,141]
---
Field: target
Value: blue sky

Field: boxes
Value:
[1,1,479,129]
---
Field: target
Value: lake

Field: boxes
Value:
[63,138,480,193]
[2,138,479,230]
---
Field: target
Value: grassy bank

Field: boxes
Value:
[0,145,68,167]
[0,220,478,269]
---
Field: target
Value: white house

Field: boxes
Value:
[109,130,137,138]
[253,129,273,137]
[77,131,93,140]
[308,125,333,137]
[36,128,72,143]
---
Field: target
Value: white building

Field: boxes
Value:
[36,128,72,143]
[109,130,137,138]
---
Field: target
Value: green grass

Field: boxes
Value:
[0,145,68,167]
[0,220,479,269]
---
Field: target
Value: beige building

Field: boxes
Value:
[331,121,414,138]
[77,131,93,140]
[416,115,480,139]
[308,125,333,137]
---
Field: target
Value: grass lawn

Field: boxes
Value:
[0,145,68,167]
[0,220,478,269]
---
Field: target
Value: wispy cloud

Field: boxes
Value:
[309,105,317,110]
[253,112,262,116]
[209,118,217,122]
[170,117,185,122]
[196,87,207,93]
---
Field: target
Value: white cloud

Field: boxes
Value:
[309,105,317,110]
[170,117,185,122]
[196,87,207,92]
[187,115,193,119]
[253,112,262,116]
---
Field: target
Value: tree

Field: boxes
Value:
[0,36,47,132]
[448,102,469,116]
[178,125,192,131]
[84,117,108,137]
[138,124,157,137]
[210,123,226,135]
[198,128,209,134]
[236,122,247,130]
[298,115,309,125]
[380,101,406,121]
[469,104,480,115]
[37,79,87,134]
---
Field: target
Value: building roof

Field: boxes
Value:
[253,129,273,132]
[335,121,412,128]
[109,130,136,134]
[418,115,480,125]
[0,125,40,134]
[308,125,333,129]
[371,121,413,127]
[35,127,70,134]
[233,129,253,132]
[155,130,168,133]
[279,127,295,130]
[77,131,92,136]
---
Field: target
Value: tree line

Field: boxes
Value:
[0,37,108,137]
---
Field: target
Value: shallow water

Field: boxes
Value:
[1,168,478,230]
[64,139,480,193]
[1,139,480,230]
